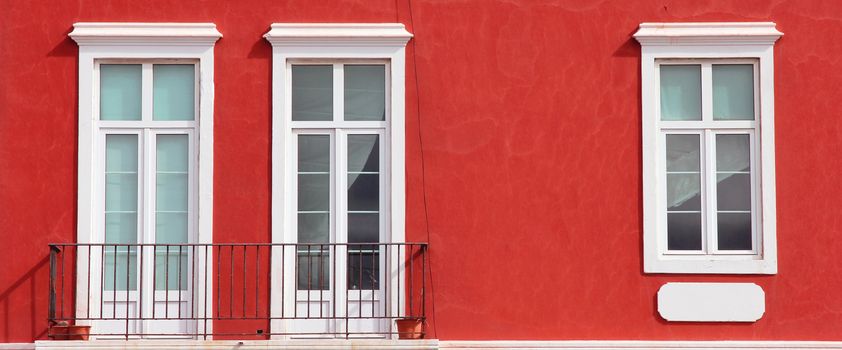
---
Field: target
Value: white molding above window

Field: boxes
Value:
[634,22,783,46]
[70,22,220,336]
[264,23,412,47]
[69,23,222,46]
[634,23,782,274]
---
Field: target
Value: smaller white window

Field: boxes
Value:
[635,23,783,274]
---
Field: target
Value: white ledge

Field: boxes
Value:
[70,23,222,46]
[264,23,412,46]
[634,22,782,46]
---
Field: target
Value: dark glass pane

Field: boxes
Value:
[348,174,379,211]
[298,174,329,211]
[344,65,386,121]
[348,248,379,290]
[292,65,333,121]
[297,248,330,290]
[298,135,330,172]
[718,213,752,250]
[348,213,379,243]
[667,213,702,251]
[717,173,751,211]
[298,213,329,244]
[348,135,379,172]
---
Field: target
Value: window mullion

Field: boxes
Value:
[334,64,344,123]
[335,130,346,245]
[142,64,153,122]
[704,129,717,254]
[700,63,713,122]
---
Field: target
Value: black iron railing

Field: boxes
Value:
[48,243,427,339]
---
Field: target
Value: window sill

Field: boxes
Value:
[645,256,777,274]
[35,339,439,350]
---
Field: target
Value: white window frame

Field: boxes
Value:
[264,23,412,338]
[635,22,783,274]
[70,23,221,336]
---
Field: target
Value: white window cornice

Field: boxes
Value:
[637,22,780,274]
[263,23,413,47]
[69,22,222,46]
[634,22,783,46]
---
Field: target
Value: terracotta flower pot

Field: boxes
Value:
[50,325,91,340]
[395,318,424,339]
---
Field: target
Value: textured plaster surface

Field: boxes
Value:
[1,0,842,343]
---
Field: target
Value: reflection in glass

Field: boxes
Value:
[292,65,333,121]
[713,64,754,120]
[101,65,142,121]
[153,65,195,121]
[155,135,189,290]
[345,65,386,121]
[716,134,752,251]
[104,134,139,290]
[660,65,701,121]
[297,134,331,290]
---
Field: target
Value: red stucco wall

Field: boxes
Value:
[2,0,842,343]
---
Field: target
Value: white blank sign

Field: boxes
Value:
[657,282,765,322]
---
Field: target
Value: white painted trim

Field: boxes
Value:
[634,22,782,46]
[266,23,411,338]
[34,339,437,350]
[70,22,219,337]
[636,23,780,274]
[32,340,842,350]
[440,341,842,349]
[69,23,222,46]
[0,344,35,350]
[264,23,412,46]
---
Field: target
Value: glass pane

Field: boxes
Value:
[348,174,379,212]
[153,64,195,121]
[348,248,379,290]
[155,135,189,289]
[666,134,700,172]
[348,213,379,243]
[105,134,138,246]
[292,65,333,121]
[156,135,189,213]
[713,64,754,120]
[718,213,752,250]
[105,213,138,244]
[298,213,329,244]
[717,173,751,211]
[297,248,330,290]
[298,174,329,211]
[104,246,137,291]
[298,135,330,172]
[348,135,379,172]
[154,246,189,291]
[716,134,750,172]
[345,65,386,121]
[667,213,702,251]
[660,65,701,121]
[716,134,752,212]
[100,64,142,121]
[667,174,701,211]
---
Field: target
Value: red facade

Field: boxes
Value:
[2,0,842,345]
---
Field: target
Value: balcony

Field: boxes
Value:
[47,243,427,340]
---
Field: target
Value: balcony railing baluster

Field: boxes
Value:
[47,242,426,339]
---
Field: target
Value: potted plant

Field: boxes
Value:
[395,317,424,339]
[50,321,91,340]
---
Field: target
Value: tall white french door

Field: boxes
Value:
[88,62,199,338]
[282,62,391,337]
